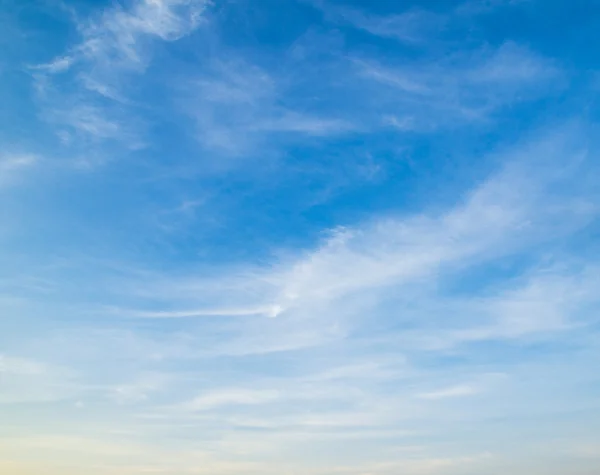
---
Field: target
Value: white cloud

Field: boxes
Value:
[321,4,445,43]
[320,0,529,44]
[259,128,593,319]
[50,0,210,76]
[32,0,210,150]
[0,355,78,404]
[0,153,38,187]
[181,388,280,411]
[417,384,479,400]
[127,304,279,318]
[109,372,170,404]
[184,58,356,155]
[358,42,560,129]
[37,56,74,74]
[97,125,599,365]
[0,355,45,375]
[51,104,136,144]
[251,113,354,136]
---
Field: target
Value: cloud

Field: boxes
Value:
[0,153,38,187]
[31,0,211,151]
[49,104,141,146]
[0,355,45,375]
[86,125,599,371]
[0,355,78,404]
[126,304,280,318]
[318,3,445,43]
[307,2,561,132]
[417,384,479,400]
[256,127,594,318]
[356,42,560,129]
[40,0,210,78]
[183,58,357,155]
[181,388,280,411]
[318,0,529,43]
[109,372,170,404]
[397,265,600,351]
[27,0,559,165]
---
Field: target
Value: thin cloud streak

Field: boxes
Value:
[183,58,358,155]
[356,41,561,129]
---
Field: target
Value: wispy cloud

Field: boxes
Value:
[109,372,171,404]
[0,354,78,404]
[32,0,211,151]
[181,388,280,411]
[417,384,480,400]
[183,58,357,155]
[306,1,562,132]
[95,125,599,362]
[0,354,45,375]
[256,127,594,318]
[127,304,279,318]
[74,0,208,70]
[317,0,529,43]
[318,3,445,43]
[38,0,210,80]
[0,153,38,187]
[357,42,560,129]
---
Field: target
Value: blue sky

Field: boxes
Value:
[1,0,600,473]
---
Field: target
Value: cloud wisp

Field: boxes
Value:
[31,0,210,151]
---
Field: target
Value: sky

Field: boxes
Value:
[1,0,600,473]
